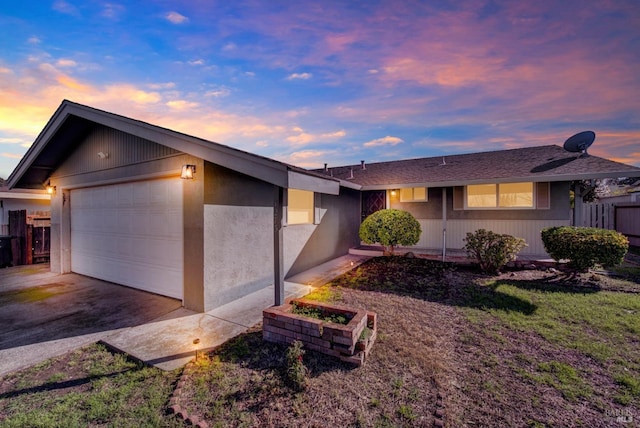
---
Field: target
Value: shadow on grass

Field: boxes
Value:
[604,265,640,285]
[0,368,134,400]
[492,275,602,295]
[452,281,537,315]
[325,257,546,314]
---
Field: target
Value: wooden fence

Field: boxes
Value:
[615,204,640,247]
[575,202,616,230]
[8,209,51,265]
[575,202,640,247]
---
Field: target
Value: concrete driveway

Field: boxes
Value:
[0,254,369,377]
[0,264,181,375]
[0,264,182,349]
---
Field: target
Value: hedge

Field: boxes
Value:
[541,226,628,271]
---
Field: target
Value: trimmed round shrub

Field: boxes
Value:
[541,226,629,271]
[463,229,527,274]
[359,209,421,255]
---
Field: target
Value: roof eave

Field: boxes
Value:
[0,190,51,200]
[288,170,340,195]
[359,169,640,190]
[6,101,72,189]
[338,180,362,190]
[8,100,339,194]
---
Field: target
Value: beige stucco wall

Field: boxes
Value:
[283,187,361,278]
[203,204,273,310]
[202,162,275,311]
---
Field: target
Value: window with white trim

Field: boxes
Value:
[287,189,314,224]
[466,182,534,208]
[399,187,428,202]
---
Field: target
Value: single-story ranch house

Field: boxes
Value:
[7,101,640,312]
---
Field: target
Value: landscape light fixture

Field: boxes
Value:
[181,164,196,179]
[193,338,201,361]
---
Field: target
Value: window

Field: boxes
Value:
[467,184,496,207]
[466,182,534,209]
[287,189,314,224]
[399,187,427,202]
[499,182,533,207]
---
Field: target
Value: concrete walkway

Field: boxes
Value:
[102,253,371,371]
[0,254,370,376]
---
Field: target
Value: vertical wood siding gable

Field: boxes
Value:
[55,125,180,176]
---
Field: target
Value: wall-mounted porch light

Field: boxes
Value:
[181,164,196,179]
[46,180,56,195]
[390,189,397,197]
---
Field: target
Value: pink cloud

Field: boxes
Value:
[165,11,189,24]
[286,72,312,80]
[363,136,403,147]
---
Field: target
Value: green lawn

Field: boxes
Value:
[469,278,640,405]
[0,344,184,428]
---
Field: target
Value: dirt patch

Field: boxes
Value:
[176,287,460,427]
[496,267,640,293]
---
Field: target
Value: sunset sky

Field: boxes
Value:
[1,1,639,179]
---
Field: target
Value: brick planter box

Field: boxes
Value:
[263,298,377,366]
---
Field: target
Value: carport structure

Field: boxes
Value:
[7,100,359,312]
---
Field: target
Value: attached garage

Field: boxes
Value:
[6,100,345,313]
[70,179,183,299]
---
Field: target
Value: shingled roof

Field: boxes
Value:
[316,145,640,190]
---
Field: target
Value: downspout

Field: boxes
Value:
[573,184,584,227]
[273,186,284,306]
[442,188,447,262]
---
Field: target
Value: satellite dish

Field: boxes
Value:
[563,131,595,157]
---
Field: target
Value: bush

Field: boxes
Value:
[359,209,421,255]
[463,229,527,273]
[541,226,629,271]
[285,340,307,391]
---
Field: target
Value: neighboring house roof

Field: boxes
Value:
[316,145,640,190]
[7,100,340,195]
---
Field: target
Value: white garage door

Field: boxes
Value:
[71,179,183,299]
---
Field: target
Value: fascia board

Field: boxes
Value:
[359,169,640,190]
[0,191,51,200]
[6,103,72,189]
[338,180,362,190]
[65,102,344,189]
[66,103,292,188]
[288,170,340,195]
[10,101,329,190]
